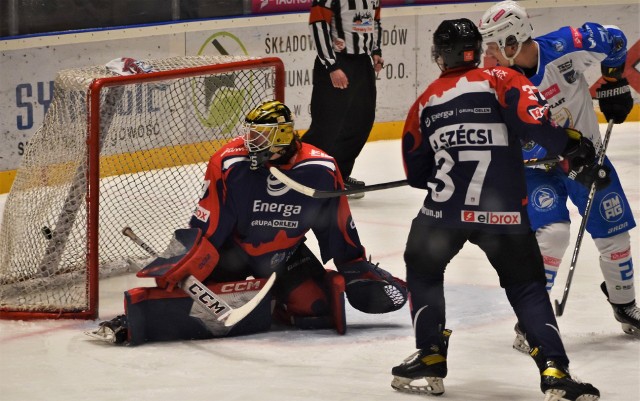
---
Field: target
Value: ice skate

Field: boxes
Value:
[391,330,451,396]
[600,282,640,337]
[530,347,600,401]
[344,176,365,200]
[85,315,129,344]
[513,322,530,354]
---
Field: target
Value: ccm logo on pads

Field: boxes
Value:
[462,211,521,225]
[220,281,263,293]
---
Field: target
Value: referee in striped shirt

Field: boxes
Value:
[303,0,385,199]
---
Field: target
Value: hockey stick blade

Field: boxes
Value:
[554,299,565,317]
[222,272,276,327]
[269,166,407,198]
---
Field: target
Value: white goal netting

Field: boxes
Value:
[0,55,284,318]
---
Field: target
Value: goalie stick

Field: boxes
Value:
[268,156,563,199]
[554,119,615,317]
[122,227,275,327]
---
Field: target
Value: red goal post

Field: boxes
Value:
[0,55,285,320]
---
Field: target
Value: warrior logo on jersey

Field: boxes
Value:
[267,174,291,197]
[599,192,624,222]
[531,186,559,212]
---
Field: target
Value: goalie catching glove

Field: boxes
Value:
[337,259,408,314]
[561,128,611,190]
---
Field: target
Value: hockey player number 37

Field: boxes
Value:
[428,149,490,206]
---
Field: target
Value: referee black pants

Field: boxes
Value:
[302,53,377,179]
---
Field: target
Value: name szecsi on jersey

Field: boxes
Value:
[402,67,570,234]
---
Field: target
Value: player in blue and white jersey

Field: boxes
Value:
[479,0,638,340]
[391,18,600,400]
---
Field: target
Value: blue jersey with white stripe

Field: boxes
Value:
[526,23,627,145]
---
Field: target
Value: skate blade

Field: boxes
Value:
[621,323,640,338]
[513,333,531,354]
[84,327,117,344]
[543,389,599,401]
[391,376,444,396]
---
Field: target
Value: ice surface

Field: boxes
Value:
[0,122,638,401]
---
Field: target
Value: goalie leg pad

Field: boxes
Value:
[272,244,346,333]
[272,272,346,334]
[124,278,272,345]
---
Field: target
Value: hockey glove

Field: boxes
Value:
[560,129,610,190]
[572,163,611,190]
[596,78,633,124]
[562,128,595,169]
[337,259,407,314]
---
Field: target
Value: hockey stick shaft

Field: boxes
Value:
[270,156,562,199]
[524,156,563,166]
[554,119,615,317]
[269,166,408,198]
[121,227,275,326]
[122,226,158,257]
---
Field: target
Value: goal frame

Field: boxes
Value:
[0,57,285,320]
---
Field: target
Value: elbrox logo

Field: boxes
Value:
[461,210,521,225]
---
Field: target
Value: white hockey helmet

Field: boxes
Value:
[478,1,533,64]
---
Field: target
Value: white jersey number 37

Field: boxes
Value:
[427,150,490,206]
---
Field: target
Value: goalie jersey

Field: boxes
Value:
[402,66,571,234]
[189,137,365,277]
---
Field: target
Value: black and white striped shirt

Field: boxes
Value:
[309,0,382,70]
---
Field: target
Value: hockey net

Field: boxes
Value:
[0,55,285,319]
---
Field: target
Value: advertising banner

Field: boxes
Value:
[251,0,311,14]
[0,1,638,183]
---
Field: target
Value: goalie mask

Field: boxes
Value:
[243,100,295,170]
[478,0,533,66]
[432,18,483,72]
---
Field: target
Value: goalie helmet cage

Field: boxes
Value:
[0,55,285,320]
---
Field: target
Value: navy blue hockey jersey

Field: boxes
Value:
[189,137,366,276]
[402,66,571,233]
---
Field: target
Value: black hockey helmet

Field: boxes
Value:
[432,18,483,71]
